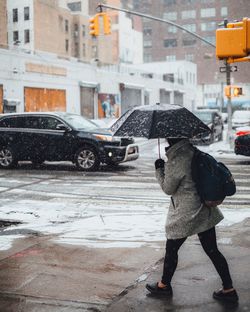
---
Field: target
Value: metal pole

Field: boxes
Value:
[97,3,215,48]
[226,61,233,148]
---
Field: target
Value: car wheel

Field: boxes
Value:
[0,146,18,169]
[74,146,100,171]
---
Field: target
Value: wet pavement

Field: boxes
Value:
[0,141,250,311]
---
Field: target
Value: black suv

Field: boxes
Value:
[192,110,224,144]
[0,112,139,171]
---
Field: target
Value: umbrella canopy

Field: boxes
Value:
[111,103,211,139]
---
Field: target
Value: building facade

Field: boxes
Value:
[0,0,7,48]
[131,0,250,83]
[0,48,197,116]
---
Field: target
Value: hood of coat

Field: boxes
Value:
[165,139,191,159]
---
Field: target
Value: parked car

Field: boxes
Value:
[232,110,250,129]
[192,110,224,144]
[0,112,139,171]
[234,130,250,156]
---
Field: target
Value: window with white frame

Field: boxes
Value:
[201,21,216,31]
[182,24,196,32]
[168,25,177,33]
[163,12,177,21]
[24,7,29,21]
[164,38,177,48]
[24,29,30,43]
[181,10,196,19]
[200,8,216,18]
[13,8,18,22]
[221,7,228,16]
[185,53,194,62]
[144,40,152,47]
[166,55,176,61]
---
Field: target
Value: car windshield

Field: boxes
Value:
[232,111,250,119]
[61,114,98,130]
[194,111,212,123]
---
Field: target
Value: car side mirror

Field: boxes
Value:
[56,123,70,131]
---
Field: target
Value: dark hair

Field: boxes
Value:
[167,138,185,146]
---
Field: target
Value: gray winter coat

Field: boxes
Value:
[155,139,224,239]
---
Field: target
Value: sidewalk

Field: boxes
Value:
[105,218,250,312]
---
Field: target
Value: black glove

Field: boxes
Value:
[155,159,165,169]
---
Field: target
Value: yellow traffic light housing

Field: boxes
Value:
[216,17,250,61]
[233,87,243,97]
[89,13,112,37]
[103,13,111,35]
[89,15,100,36]
[224,86,243,98]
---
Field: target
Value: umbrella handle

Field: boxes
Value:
[158,138,161,158]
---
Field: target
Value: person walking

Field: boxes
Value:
[146,138,238,303]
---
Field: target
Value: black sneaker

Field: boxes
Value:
[213,289,239,303]
[146,282,173,297]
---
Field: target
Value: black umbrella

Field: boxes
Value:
[111,103,211,157]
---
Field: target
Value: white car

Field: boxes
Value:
[232,110,250,129]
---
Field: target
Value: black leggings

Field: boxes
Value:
[161,227,233,289]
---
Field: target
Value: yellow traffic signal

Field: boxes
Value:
[224,86,243,98]
[233,87,243,97]
[224,86,231,97]
[103,13,111,35]
[89,15,100,36]
[216,17,250,60]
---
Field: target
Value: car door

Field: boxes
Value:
[38,116,75,161]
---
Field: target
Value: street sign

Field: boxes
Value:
[219,65,238,73]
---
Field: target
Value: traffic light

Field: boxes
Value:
[103,13,111,35]
[89,14,100,36]
[216,17,250,60]
[233,87,243,97]
[224,86,243,98]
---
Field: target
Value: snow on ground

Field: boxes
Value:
[0,128,250,250]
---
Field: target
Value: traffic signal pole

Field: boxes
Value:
[226,61,233,147]
[97,3,216,48]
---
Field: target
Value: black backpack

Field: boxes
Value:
[191,148,236,207]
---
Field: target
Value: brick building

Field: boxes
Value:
[128,0,250,87]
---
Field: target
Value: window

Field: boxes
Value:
[75,42,79,57]
[24,7,30,21]
[164,39,177,48]
[65,39,69,52]
[65,19,69,32]
[163,73,174,82]
[221,7,228,16]
[74,23,79,31]
[166,55,176,61]
[200,8,216,18]
[144,40,152,47]
[163,0,176,5]
[13,8,18,22]
[182,37,196,46]
[82,25,86,37]
[168,26,177,33]
[185,53,194,62]
[181,10,196,19]
[182,24,196,32]
[181,0,196,3]
[24,29,30,43]
[0,117,21,128]
[13,31,19,42]
[201,21,216,31]
[82,43,86,57]
[39,117,62,130]
[143,27,152,36]
[163,12,177,21]
[144,54,152,62]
